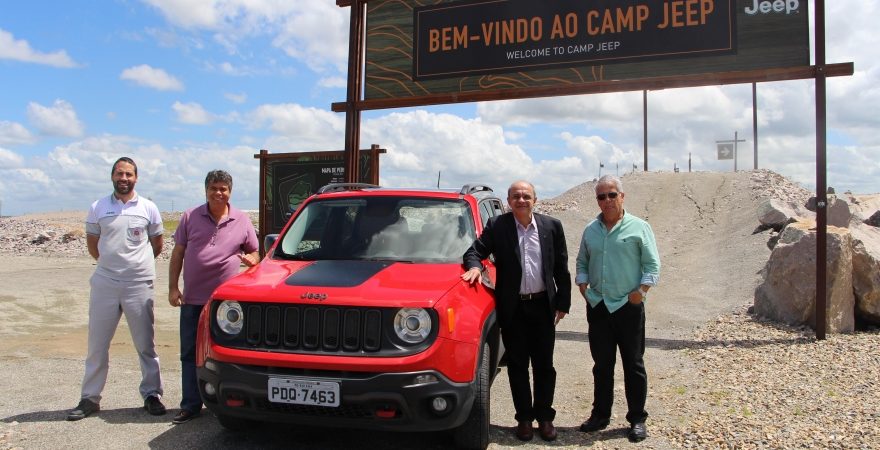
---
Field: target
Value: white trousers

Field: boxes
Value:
[80,273,163,403]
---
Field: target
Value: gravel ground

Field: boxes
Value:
[1,170,879,449]
[652,306,880,449]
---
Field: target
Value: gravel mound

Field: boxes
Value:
[0,210,258,260]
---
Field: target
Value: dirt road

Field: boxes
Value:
[1,171,771,449]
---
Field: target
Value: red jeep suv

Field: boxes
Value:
[196,183,506,449]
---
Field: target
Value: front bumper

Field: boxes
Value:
[198,360,475,432]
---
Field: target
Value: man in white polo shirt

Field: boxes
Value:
[67,157,167,421]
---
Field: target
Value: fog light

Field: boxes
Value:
[204,382,216,396]
[412,374,438,386]
[431,396,449,413]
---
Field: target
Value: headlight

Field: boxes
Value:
[393,308,432,344]
[216,301,244,335]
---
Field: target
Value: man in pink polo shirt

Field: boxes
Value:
[167,169,259,424]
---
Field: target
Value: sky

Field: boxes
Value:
[0,0,877,217]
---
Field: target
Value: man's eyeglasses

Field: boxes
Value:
[596,192,619,201]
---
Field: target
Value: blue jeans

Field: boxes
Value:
[180,304,205,413]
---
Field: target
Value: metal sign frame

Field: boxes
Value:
[335,0,852,339]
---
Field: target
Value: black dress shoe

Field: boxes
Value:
[579,416,610,432]
[144,395,167,416]
[538,421,557,441]
[66,399,100,421]
[172,409,200,424]
[628,422,648,442]
[515,421,534,441]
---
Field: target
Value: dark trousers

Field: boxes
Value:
[180,304,205,413]
[586,301,648,424]
[501,296,557,423]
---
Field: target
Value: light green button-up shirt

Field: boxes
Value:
[575,211,661,313]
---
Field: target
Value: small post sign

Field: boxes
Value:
[716,132,746,171]
[717,143,734,160]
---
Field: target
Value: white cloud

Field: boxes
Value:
[172,101,214,125]
[120,64,184,91]
[0,28,78,67]
[361,111,535,190]
[27,100,85,137]
[0,147,25,169]
[142,0,226,29]
[224,92,247,104]
[144,26,205,51]
[249,103,344,149]
[0,121,35,146]
[317,76,346,89]
[272,2,349,73]
[216,61,252,76]
[142,0,348,73]
[0,135,262,215]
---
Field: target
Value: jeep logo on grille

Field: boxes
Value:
[301,292,327,300]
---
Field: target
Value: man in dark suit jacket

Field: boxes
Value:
[462,180,571,442]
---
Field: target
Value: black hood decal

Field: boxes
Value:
[285,260,393,287]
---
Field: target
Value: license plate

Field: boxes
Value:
[268,377,340,407]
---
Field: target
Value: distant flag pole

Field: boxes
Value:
[598,162,604,178]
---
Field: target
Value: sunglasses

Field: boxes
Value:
[596,192,619,201]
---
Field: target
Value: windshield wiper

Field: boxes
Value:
[273,252,309,261]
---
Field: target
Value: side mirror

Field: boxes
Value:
[263,234,279,256]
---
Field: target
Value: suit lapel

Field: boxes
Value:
[536,214,552,269]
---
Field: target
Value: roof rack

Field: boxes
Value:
[459,184,494,195]
[317,183,381,194]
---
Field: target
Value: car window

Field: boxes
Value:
[491,199,505,216]
[479,202,493,228]
[276,196,476,263]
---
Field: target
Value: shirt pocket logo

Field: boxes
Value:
[127,226,146,243]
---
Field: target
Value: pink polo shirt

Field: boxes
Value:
[173,203,258,305]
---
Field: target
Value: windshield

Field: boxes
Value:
[275,196,476,263]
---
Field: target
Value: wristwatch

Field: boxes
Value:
[638,287,648,297]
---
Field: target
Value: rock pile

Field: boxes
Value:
[753,183,880,331]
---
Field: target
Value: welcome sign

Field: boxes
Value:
[363,0,809,101]
[414,0,735,80]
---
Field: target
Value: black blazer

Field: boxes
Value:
[463,212,571,329]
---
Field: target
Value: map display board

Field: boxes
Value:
[256,149,382,237]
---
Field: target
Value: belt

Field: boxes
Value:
[519,291,547,301]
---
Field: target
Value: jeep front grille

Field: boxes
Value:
[211,302,435,356]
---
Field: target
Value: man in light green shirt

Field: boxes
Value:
[575,175,660,443]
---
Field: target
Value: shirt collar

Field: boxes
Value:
[595,210,628,228]
[200,202,235,222]
[111,191,139,205]
[515,214,537,231]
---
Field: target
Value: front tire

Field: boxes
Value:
[452,343,491,450]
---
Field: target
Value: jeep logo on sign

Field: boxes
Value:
[745,0,799,15]
[300,292,327,300]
